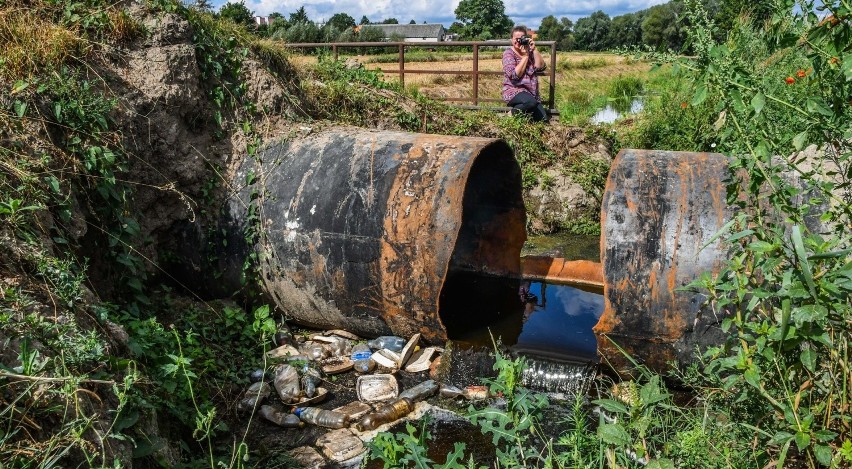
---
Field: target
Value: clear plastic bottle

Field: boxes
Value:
[273,323,294,347]
[350,343,372,361]
[238,381,271,412]
[259,405,303,428]
[367,336,406,352]
[294,407,350,429]
[399,380,438,402]
[355,397,414,431]
[273,364,301,403]
[439,384,463,398]
[301,367,321,398]
[353,358,376,373]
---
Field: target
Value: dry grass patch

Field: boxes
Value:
[0,8,85,80]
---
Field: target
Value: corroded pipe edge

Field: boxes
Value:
[520,257,604,288]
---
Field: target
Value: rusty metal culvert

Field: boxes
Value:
[229,128,526,342]
[593,149,733,374]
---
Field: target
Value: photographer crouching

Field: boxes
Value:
[502,25,549,122]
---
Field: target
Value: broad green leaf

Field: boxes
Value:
[592,398,629,414]
[691,84,708,106]
[647,459,676,469]
[814,430,838,442]
[814,444,833,466]
[748,240,776,252]
[751,92,765,115]
[800,347,816,372]
[806,97,833,117]
[794,431,811,451]
[597,423,631,446]
[792,131,808,150]
[14,100,27,118]
[11,80,29,94]
[842,53,852,81]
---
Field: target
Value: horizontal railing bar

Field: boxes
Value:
[283,41,556,48]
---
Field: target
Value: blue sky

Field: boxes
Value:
[212,0,669,28]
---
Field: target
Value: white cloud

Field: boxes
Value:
[219,0,668,24]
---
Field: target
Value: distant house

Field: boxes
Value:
[367,24,447,42]
[253,16,271,26]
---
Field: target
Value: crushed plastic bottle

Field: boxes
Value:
[301,367,321,398]
[273,364,301,403]
[294,407,350,429]
[328,338,351,357]
[366,336,406,352]
[249,369,267,383]
[238,381,271,412]
[302,344,330,361]
[259,405,304,427]
[398,380,438,402]
[355,397,414,431]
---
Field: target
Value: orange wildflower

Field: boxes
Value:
[785,76,795,85]
[796,69,806,78]
[680,102,688,109]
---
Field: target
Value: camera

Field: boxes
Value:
[517,36,531,46]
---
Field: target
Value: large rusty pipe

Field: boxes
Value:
[229,128,526,342]
[593,149,732,374]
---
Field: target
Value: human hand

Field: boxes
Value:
[528,39,536,52]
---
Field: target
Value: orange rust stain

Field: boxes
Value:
[520,257,603,287]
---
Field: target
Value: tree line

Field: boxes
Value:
[198,0,774,50]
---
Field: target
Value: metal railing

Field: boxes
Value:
[284,40,558,112]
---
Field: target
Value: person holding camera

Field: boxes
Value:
[502,25,549,122]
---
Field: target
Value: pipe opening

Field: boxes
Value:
[438,141,526,339]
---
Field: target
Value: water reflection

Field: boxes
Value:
[442,273,603,363]
[590,98,644,124]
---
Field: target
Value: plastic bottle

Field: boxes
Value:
[301,367,321,398]
[294,407,350,429]
[353,358,376,373]
[273,323,294,347]
[273,364,301,403]
[259,405,303,428]
[366,336,406,352]
[355,397,414,431]
[302,344,330,361]
[350,343,372,361]
[249,369,267,383]
[398,380,438,402]
[439,384,464,398]
[238,381,271,412]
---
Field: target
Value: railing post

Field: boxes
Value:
[333,44,338,61]
[398,44,405,90]
[473,43,479,106]
[549,43,557,112]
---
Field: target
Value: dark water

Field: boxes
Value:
[439,272,604,364]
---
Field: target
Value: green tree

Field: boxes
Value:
[218,1,253,26]
[641,2,687,50]
[187,0,213,12]
[607,12,644,48]
[537,15,574,50]
[453,0,513,39]
[409,19,417,24]
[573,10,611,50]
[281,20,320,42]
[359,15,370,25]
[326,12,356,32]
[289,6,309,24]
[713,0,775,32]
[381,18,399,24]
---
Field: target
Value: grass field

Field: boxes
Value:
[290,50,654,124]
